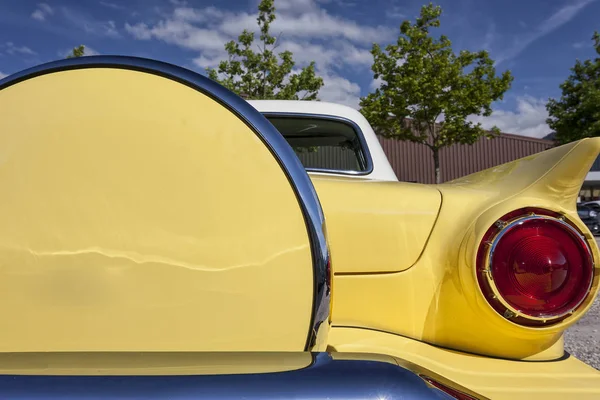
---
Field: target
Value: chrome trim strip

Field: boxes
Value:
[0,56,330,351]
[0,353,479,399]
[260,112,375,176]
[489,215,588,261]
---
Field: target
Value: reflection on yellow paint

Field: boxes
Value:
[311,177,442,274]
[0,352,313,376]
[329,327,600,400]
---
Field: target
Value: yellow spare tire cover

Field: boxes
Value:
[0,57,330,352]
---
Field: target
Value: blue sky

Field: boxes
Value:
[0,0,599,137]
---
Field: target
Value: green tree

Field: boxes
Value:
[546,31,600,145]
[206,0,323,100]
[66,45,86,58]
[360,3,513,184]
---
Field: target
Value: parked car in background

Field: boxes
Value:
[583,200,600,209]
[0,56,599,400]
[577,204,600,235]
[582,201,600,213]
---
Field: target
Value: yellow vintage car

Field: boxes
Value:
[0,56,598,400]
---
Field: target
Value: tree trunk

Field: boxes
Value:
[432,147,441,184]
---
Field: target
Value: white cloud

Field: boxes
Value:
[369,77,383,91]
[386,6,406,19]
[31,10,45,21]
[100,2,125,11]
[336,40,374,66]
[124,0,385,109]
[61,8,120,38]
[172,6,224,22]
[538,0,595,32]
[39,3,53,14]
[124,1,390,59]
[125,20,229,52]
[496,0,596,65]
[83,46,100,56]
[318,0,358,7]
[4,42,36,55]
[277,41,339,67]
[0,71,7,79]
[192,50,227,69]
[216,12,261,37]
[275,0,319,13]
[273,39,372,70]
[124,23,153,40]
[31,3,54,21]
[191,42,364,108]
[293,11,389,42]
[318,71,362,108]
[102,20,120,37]
[469,96,551,138]
[482,23,496,51]
[218,9,391,44]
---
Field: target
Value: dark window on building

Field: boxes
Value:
[265,116,368,172]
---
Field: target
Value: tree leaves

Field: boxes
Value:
[546,31,600,145]
[66,45,85,58]
[206,0,324,100]
[360,3,513,183]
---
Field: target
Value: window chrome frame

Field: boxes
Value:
[261,112,375,176]
[0,55,331,351]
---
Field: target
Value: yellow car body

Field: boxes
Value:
[312,137,600,399]
[0,56,598,400]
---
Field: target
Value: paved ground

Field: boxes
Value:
[563,237,600,370]
[565,295,599,369]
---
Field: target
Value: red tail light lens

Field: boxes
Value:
[477,208,594,326]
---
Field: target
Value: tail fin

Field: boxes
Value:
[429,138,600,359]
[445,138,600,210]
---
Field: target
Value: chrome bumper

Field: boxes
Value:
[0,352,483,399]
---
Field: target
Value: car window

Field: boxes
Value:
[264,115,369,173]
[578,206,590,218]
[585,203,600,212]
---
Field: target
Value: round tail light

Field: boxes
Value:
[476,208,595,326]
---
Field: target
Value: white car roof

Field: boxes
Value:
[247,100,398,182]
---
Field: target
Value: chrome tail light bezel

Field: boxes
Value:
[476,207,595,327]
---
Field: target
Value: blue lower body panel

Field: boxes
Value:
[0,353,456,399]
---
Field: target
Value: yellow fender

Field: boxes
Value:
[317,138,600,359]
